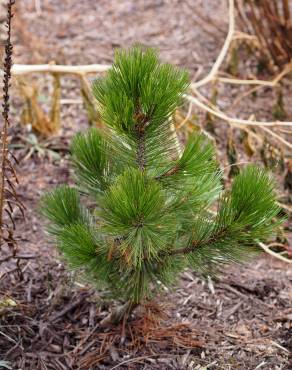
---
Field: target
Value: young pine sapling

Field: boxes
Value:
[41,47,282,325]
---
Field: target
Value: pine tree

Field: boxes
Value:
[41,47,282,325]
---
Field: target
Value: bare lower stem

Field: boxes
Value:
[99,301,138,327]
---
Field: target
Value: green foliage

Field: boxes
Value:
[41,47,282,305]
[186,166,281,275]
[40,186,88,235]
[71,129,112,195]
[100,169,177,267]
[93,47,188,134]
[92,47,189,173]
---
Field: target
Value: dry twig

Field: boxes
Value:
[10,63,110,75]
[258,242,292,264]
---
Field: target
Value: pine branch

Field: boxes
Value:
[92,47,189,173]
[168,166,282,263]
[168,226,229,256]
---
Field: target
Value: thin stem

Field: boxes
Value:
[168,226,229,256]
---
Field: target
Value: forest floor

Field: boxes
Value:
[0,0,291,369]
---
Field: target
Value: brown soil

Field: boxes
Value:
[0,1,291,369]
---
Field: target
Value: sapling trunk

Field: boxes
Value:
[41,46,282,326]
[100,301,138,327]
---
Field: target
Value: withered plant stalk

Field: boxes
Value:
[0,0,24,251]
